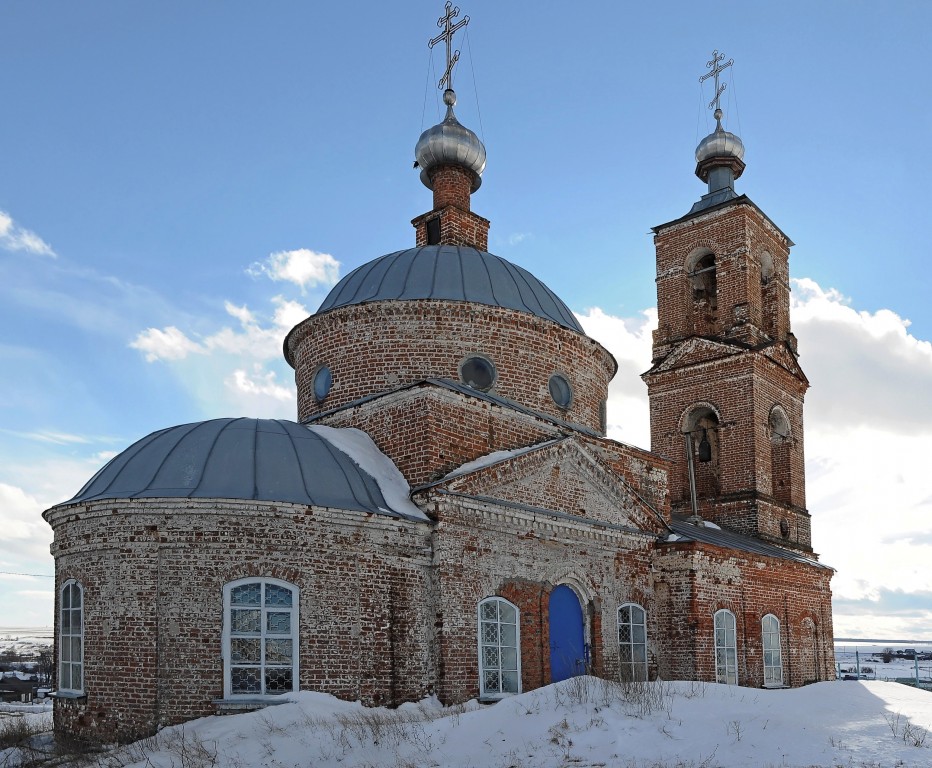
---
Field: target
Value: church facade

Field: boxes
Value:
[43,25,835,744]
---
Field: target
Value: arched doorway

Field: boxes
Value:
[548,585,585,682]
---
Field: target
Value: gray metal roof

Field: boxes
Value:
[317,245,584,334]
[59,418,398,516]
[667,517,833,570]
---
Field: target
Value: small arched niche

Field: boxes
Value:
[760,251,775,286]
[769,405,791,443]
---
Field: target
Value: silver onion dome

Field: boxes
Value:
[415,89,487,192]
[695,108,745,164]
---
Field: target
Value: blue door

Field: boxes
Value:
[548,585,585,682]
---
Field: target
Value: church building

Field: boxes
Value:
[43,12,835,744]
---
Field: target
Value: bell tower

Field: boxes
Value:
[643,52,812,553]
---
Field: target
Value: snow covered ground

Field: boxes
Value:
[79,678,932,768]
[2,633,931,767]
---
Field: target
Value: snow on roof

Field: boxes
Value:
[307,425,428,522]
[438,440,561,483]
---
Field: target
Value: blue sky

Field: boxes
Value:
[2,2,931,639]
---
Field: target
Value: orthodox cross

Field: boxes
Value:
[699,50,734,111]
[429,2,470,91]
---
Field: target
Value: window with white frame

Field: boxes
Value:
[59,580,84,693]
[618,603,648,682]
[478,597,521,699]
[714,609,738,685]
[762,614,783,686]
[223,578,298,697]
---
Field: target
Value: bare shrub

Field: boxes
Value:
[727,719,742,742]
[902,720,928,748]
[0,715,54,768]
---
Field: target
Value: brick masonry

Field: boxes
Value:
[645,200,813,551]
[288,300,616,435]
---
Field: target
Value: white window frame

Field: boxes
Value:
[59,579,84,694]
[618,603,648,682]
[762,614,784,687]
[714,609,738,685]
[222,578,299,698]
[477,596,521,700]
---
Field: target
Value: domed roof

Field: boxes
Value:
[695,109,745,164]
[414,90,486,192]
[316,245,584,334]
[60,418,422,519]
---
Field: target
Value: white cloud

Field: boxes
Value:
[790,280,932,637]
[0,429,91,446]
[576,306,655,447]
[247,248,340,293]
[129,295,307,418]
[132,296,309,364]
[791,278,932,433]
[0,483,52,559]
[228,367,293,402]
[0,210,56,257]
[507,232,531,246]
[131,325,205,362]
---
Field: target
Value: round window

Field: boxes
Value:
[548,373,572,409]
[459,355,496,392]
[313,366,333,402]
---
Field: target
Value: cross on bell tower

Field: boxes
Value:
[699,49,733,113]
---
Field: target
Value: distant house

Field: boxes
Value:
[0,671,38,703]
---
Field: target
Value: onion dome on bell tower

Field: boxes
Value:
[411,2,490,250]
[689,51,746,215]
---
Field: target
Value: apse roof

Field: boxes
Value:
[57,418,425,520]
[316,245,584,334]
[667,517,832,569]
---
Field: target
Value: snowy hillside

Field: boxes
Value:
[0,629,51,660]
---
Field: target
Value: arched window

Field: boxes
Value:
[762,614,783,687]
[618,604,648,682]
[769,405,792,506]
[223,578,299,698]
[688,252,717,309]
[478,597,521,699]
[59,580,84,694]
[714,609,738,685]
[684,404,721,466]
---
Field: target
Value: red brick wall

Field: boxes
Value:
[289,301,615,437]
[646,201,811,550]
[653,541,835,687]
[651,203,793,361]
[46,499,434,743]
[318,385,559,487]
[426,495,658,703]
[427,164,473,211]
